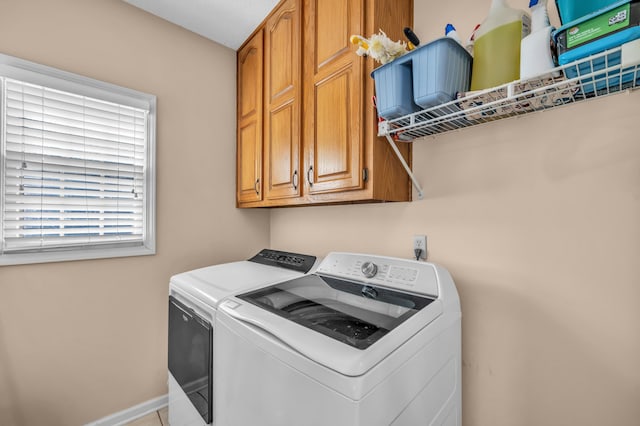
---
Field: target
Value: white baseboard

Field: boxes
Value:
[85,394,168,426]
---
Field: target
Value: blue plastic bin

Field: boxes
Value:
[371,56,420,119]
[411,37,472,109]
[371,36,472,119]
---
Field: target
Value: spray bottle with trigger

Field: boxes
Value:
[520,0,559,79]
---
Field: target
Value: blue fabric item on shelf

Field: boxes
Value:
[554,0,640,92]
[555,0,622,24]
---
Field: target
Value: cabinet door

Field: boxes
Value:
[303,0,364,195]
[237,30,264,204]
[263,0,301,200]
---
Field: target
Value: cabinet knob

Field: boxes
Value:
[307,166,313,187]
[293,170,298,190]
[254,178,260,195]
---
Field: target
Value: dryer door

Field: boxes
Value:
[168,296,212,424]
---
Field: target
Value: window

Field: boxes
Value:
[0,54,156,265]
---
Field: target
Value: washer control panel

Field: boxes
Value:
[316,252,438,296]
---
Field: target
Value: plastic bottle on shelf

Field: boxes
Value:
[445,23,463,45]
[470,0,531,91]
[465,24,481,57]
[520,0,559,80]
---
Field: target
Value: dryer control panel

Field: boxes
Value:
[248,249,317,274]
[316,252,439,297]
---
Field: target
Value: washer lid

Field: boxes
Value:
[170,261,305,309]
[238,274,435,350]
[223,273,443,376]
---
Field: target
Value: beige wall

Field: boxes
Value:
[271,1,640,425]
[0,0,269,425]
[1,1,638,425]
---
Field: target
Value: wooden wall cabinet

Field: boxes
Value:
[236,30,264,204]
[237,0,413,208]
[263,0,302,202]
[303,0,364,196]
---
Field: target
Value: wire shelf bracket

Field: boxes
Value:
[382,132,425,199]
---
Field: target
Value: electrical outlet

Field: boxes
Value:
[413,235,427,260]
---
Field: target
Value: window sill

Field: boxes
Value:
[0,243,156,266]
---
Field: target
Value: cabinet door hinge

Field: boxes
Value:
[362,168,369,182]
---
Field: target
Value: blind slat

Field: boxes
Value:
[6,141,145,165]
[5,177,142,193]
[5,169,142,192]
[5,152,145,173]
[4,210,143,220]
[5,101,146,133]
[5,219,142,231]
[4,228,143,238]
[7,131,145,158]
[6,116,145,142]
[5,218,142,226]
[6,188,142,200]
[5,159,143,179]
[6,80,145,117]
[5,194,143,208]
[3,234,143,250]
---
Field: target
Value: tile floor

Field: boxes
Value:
[123,407,168,426]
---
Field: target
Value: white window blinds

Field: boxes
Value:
[2,78,149,253]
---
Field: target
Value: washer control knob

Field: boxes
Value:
[361,261,378,278]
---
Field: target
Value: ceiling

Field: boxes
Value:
[123,0,280,50]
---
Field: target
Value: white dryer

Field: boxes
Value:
[214,252,461,426]
[168,249,317,426]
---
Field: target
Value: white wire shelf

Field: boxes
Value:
[379,43,640,140]
[378,41,640,199]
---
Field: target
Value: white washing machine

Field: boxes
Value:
[167,249,318,426]
[214,252,461,426]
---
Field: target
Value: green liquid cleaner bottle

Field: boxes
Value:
[470,0,531,90]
